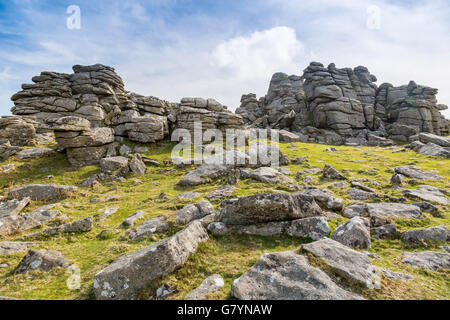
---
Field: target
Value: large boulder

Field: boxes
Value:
[231,251,363,300]
[216,192,322,225]
[93,221,208,300]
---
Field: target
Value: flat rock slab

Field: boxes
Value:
[343,203,422,219]
[348,188,378,201]
[240,167,296,186]
[0,198,30,218]
[16,147,55,160]
[206,185,236,200]
[403,185,449,205]
[331,217,371,249]
[231,217,330,240]
[8,184,77,201]
[94,221,208,300]
[185,274,224,300]
[26,217,93,238]
[231,251,363,300]
[14,250,70,274]
[302,188,344,211]
[402,251,450,271]
[402,225,449,244]
[176,200,214,225]
[177,164,231,187]
[0,241,35,255]
[0,204,61,236]
[394,166,443,180]
[217,192,322,225]
[127,216,169,241]
[302,238,380,289]
[176,192,200,200]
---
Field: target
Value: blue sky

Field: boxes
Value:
[0,0,449,118]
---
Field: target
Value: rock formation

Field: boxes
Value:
[237,62,449,145]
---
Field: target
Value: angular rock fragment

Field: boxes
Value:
[14,250,70,274]
[94,221,208,300]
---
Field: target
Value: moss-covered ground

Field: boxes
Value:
[0,139,448,300]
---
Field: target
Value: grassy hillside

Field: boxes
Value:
[0,139,449,300]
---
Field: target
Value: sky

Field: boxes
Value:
[0,0,449,118]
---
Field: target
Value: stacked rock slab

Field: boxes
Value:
[45,116,114,166]
[237,62,449,145]
[171,97,244,134]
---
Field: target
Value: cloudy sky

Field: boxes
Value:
[0,0,449,118]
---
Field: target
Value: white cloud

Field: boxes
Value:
[213,26,305,80]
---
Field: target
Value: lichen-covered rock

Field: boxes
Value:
[394,166,443,180]
[402,226,450,244]
[402,251,450,271]
[16,147,56,160]
[99,156,129,173]
[26,217,93,238]
[0,116,37,146]
[331,217,371,249]
[302,238,380,288]
[127,216,169,241]
[302,188,344,211]
[343,203,423,219]
[402,185,450,205]
[216,192,322,225]
[129,154,147,175]
[175,200,214,225]
[14,250,70,274]
[8,184,77,201]
[231,251,363,300]
[0,241,35,255]
[323,164,346,180]
[185,274,224,300]
[94,221,208,300]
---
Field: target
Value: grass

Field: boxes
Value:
[0,139,448,300]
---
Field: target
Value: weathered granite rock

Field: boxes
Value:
[302,238,380,288]
[0,116,37,146]
[8,184,77,201]
[230,217,330,240]
[127,216,169,241]
[26,217,93,238]
[343,203,422,219]
[415,142,450,158]
[122,211,144,227]
[371,224,399,240]
[206,185,236,200]
[185,274,224,300]
[394,166,443,180]
[382,269,414,282]
[323,164,346,180]
[129,154,146,175]
[176,192,200,200]
[419,133,450,147]
[216,192,322,225]
[302,188,344,211]
[402,251,450,271]
[0,198,30,218]
[14,250,70,274]
[177,164,231,187]
[16,147,56,160]
[402,185,449,205]
[0,241,35,255]
[348,188,378,201]
[331,217,371,249]
[402,225,450,244]
[94,221,208,300]
[240,167,297,186]
[176,200,214,225]
[99,156,128,173]
[0,204,61,236]
[231,251,363,300]
[0,142,22,161]
[207,222,230,236]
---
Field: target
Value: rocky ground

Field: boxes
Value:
[0,137,448,300]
